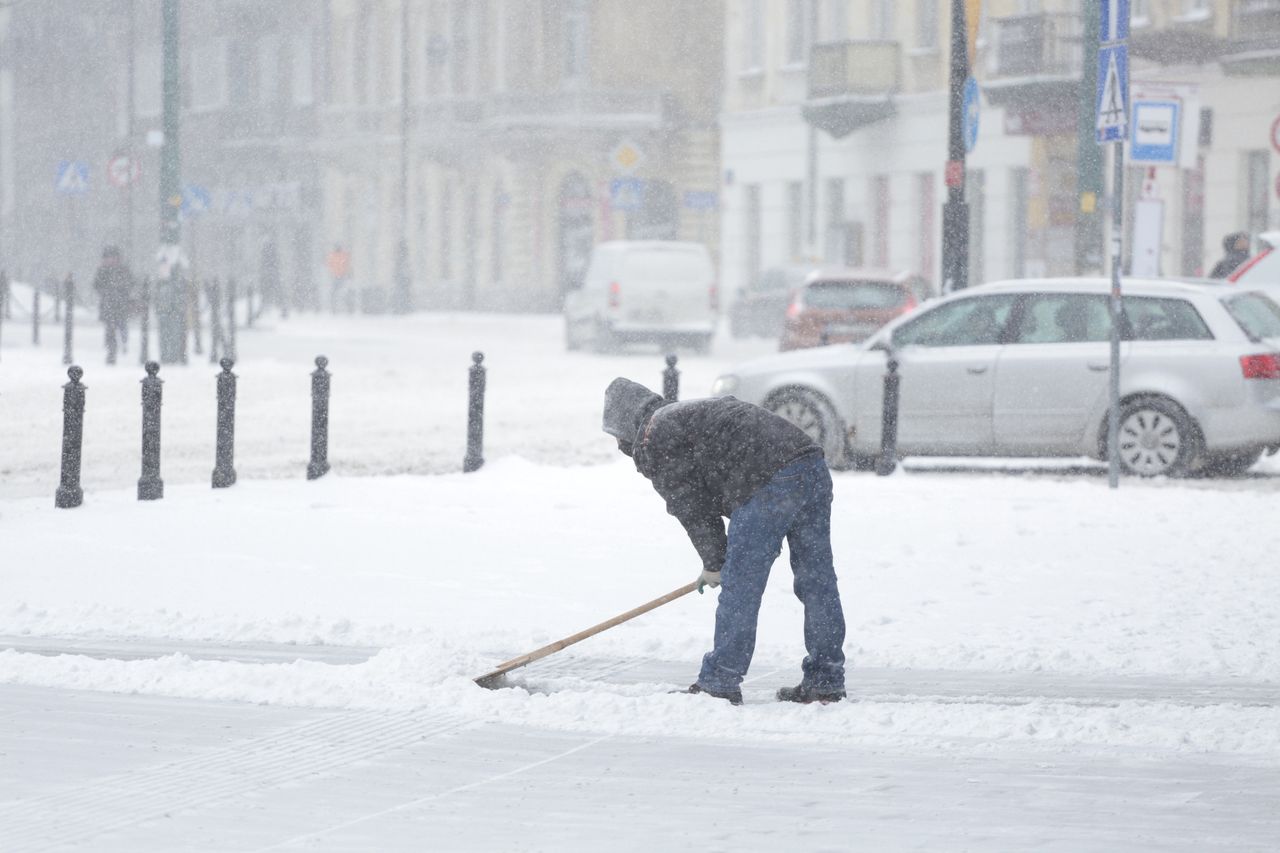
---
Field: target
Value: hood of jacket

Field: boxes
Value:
[602,378,664,451]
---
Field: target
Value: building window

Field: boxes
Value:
[440,179,454,279]
[1180,0,1210,20]
[564,0,589,82]
[1132,0,1151,26]
[450,0,472,96]
[743,0,764,71]
[493,0,508,92]
[1245,151,1270,239]
[290,33,314,106]
[787,182,804,259]
[785,0,809,65]
[353,7,370,104]
[818,0,847,40]
[258,36,280,105]
[135,46,162,117]
[492,183,507,283]
[918,0,939,49]
[745,184,762,283]
[871,175,890,267]
[873,0,894,40]
[918,172,935,281]
[190,39,228,111]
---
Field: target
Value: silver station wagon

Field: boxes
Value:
[711,278,1280,477]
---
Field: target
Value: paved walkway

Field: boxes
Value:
[2,644,1279,851]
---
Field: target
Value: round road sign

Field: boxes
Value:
[107,154,141,188]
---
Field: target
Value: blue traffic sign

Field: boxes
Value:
[181,184,212,217]
[1100,0,1131,44]
[55,161,89,195]
[962,76,981,153]
[1129,99,1181,165]
[609,178,645,212]
[1096,44,1129,144]
[682,190,719,211]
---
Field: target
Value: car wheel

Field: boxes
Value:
[765,389,850,470]
[1197,448,1263,478]
[1114,397,1198,477]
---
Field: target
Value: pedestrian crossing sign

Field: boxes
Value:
[1096,44,1129,144]
[55,161,90,195]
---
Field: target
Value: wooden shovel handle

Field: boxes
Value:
[474,580,700,685]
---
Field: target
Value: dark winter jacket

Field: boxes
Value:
[602,378,821,573]
[1209,249,1250,279]
[92,260,134,322]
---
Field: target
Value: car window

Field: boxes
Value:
[1224,292,1280,341]
[891,295,1017,347]
[622,249,712,282]
[1124,297,1213,341]
[805,281,908,310]
[1009,293,1112,344]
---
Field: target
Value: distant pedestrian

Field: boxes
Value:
[602,378,847,706]
[326,244,352,314]
[92,245,135,364]
[1210,232,1251,279]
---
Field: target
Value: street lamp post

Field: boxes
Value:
[156,0,185,364]
[940,0,970,293]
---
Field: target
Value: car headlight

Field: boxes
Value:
[711,374,739,396]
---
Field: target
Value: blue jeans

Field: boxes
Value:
[698,454,846,693]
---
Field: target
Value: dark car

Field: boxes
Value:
[778,269,931,351]
[729,265,815,339]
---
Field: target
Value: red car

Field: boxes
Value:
[779,269,931,351]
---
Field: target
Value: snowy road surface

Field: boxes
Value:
[3,309,1280,849]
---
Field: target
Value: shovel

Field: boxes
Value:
[474,580,700,689]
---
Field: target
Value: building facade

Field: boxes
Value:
[719,0,1279,297]
[322,0,725,312]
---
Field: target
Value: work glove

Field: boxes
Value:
[698,568,721,594]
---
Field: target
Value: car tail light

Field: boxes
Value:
[710,282,719,312]
[1240,353,1280,379]
[608,281,620,309]
[785,293,803,319]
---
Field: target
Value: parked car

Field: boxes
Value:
[564,241,717,353]
[711,278,1280,477]
[779,269,931,351]
[728,265,814,339]
[1228,230,1280,291]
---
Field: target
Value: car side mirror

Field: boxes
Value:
[868,340,893,354]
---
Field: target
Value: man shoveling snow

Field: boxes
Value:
[602,378,847,705]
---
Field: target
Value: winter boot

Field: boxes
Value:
[776,684,846,704]
[683,682,743,706]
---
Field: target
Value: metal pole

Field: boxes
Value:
[62,274,74,366]
[1108,142,1123,489]
[157,0,183,365]
[940,0,970,292]
[1074,0,1104,275]
[126,0,136,274]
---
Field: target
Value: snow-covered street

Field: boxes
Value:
[3,311,1280,850]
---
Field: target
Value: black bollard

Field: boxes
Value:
[463,351,486,473]
[307,355,331,480]
[206,279,225,364]
[876,350,901,477]
[54,365,87,509]
[137,361,165,500]
[62,275,74,366]
[662,353,680,402]
[226,278,238,362]
[212,358,237,488]
[32,287,40,346]
[139,277,151,365]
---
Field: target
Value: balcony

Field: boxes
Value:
[1130,1,1224,65]
[983,13,1083,112]
[802,41,901,138]
[1221,0,1280,75]
[484,90,669,132]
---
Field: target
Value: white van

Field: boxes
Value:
[564,241,718,353]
